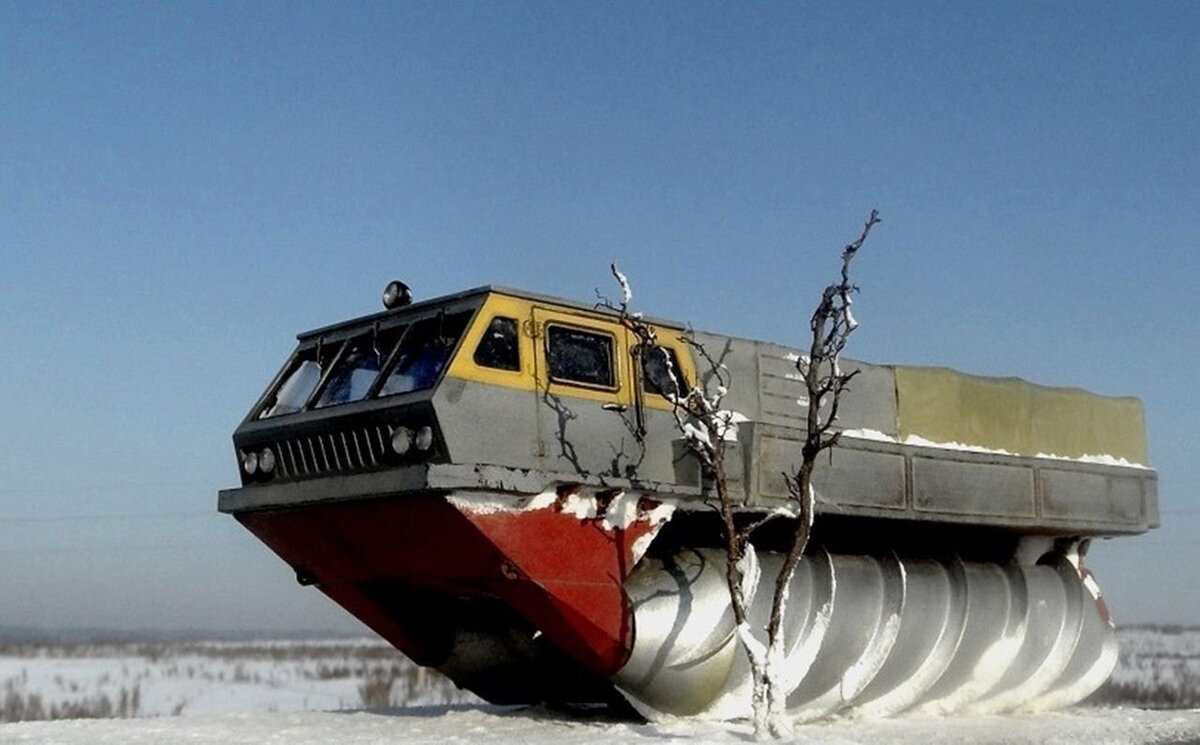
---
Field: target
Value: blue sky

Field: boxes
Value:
[1,2,1197,632]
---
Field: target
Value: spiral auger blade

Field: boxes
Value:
[613,548,836,719]
[784,554,905,721]
[847,557,969,718]
[613,548,742,716]
[965,560,1086,714]
[1024,564,1119,713]
[614,547,1117,721]
[911,563,1028,715]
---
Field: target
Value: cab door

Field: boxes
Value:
[530,306,638,478]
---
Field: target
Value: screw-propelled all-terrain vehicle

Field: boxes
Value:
[219,283,1158,720]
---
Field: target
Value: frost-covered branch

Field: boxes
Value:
[762,210,880,717]
[604,212,880,740]
[605,264,759,656]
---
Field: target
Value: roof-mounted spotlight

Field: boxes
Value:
[382,280,412,310]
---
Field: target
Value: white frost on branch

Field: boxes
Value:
[765,628,792,735]
[802,482,815,532]
[734,545,767,669]
[611,263,633,306]
[677,410,747,447]
[716,410,749,441]
[758,503,800,521]
[681,420,711,447]
[737,621,769,671]
[843,299,858,333]
[736,543,762,602]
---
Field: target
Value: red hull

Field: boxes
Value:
[236,493,660,683]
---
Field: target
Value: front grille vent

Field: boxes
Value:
[266,424,395,480]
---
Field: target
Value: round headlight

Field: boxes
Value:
[241,451,259,476]
[415,426,434,451]
[391,427,413,455]
[259,448,276,474]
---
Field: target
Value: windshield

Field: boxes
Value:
[259,342,342,418]
[314,331,393,409]
[256,308,475,418]
[378,311,472,397]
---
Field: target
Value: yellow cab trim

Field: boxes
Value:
[445,290,698,412]
[531,302,631,406]
[444,292,537,390]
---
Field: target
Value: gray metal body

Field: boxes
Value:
[222,285,1158,542]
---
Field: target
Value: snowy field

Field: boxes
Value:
[0,637,478,721]
[1097,626,1200,708]
[3,705,1200,744]
[0,628,1198,743]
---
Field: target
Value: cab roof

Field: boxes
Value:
[296,285,687,342]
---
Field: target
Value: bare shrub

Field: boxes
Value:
[358,670,396,709]
[1090,625,1200,709]
[0,636,473,718]
[606,210,881,738]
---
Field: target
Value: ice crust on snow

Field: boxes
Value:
[839,428,1149,469]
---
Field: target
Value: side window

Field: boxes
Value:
[643,345,687,399]
[547,325,615,388]
[473,316,520,371]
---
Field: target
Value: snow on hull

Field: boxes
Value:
[449,488,677,565]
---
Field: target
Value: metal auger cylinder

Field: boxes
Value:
[613,548,1117,721]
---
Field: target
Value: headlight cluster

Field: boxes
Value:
[239,423,436,484]
[390,425,435,456]
[241,447,277,479]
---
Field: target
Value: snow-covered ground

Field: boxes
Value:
[2,706,1200,744]
[1099,626,1200,708]
[0,638,477,720]
[0,629,1198,742]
